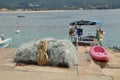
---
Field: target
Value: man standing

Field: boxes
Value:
[77,26,83,40]
[96,29,104,46]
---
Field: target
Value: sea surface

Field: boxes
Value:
[0,9,120,48]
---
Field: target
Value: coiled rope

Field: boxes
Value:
[37,40,49,65]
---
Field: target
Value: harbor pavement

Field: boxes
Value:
[0,47,120,80]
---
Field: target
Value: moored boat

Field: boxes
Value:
[15,29,20,34]
[17,15,25,18]
[90,46,109,61]
[69,20,104,46]
[15,24,21,34]
[0,38,12,48]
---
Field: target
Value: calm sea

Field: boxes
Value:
[0,9,120,48]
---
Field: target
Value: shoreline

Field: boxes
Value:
[0,8,120,13]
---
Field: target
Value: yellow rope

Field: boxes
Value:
[37,40,49,65]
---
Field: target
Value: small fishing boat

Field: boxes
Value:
[15,24,21,34]
[69,20,104,46]
[90,46,109,61]
[17,15,25,18]
[0,38,12,48]
[15,29,20,34]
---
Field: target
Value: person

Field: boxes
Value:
[74,24,78,34]
[77,26,83,40]
[96,29,99,41]
[96,28,105,46]
[69,25,74,40]
[0,34,5,41]
[16,24,21,30]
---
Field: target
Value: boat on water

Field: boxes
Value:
[90,46,109,61]
[15,24,21,34]
[17,15,25,18]
[0,38,12,48]
[15,29,20,34]
[69,20,103,46]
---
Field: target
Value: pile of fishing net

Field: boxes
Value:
[14,38,79,67]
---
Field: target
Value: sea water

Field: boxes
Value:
[0,9,120,48]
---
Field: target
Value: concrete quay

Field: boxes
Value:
[0,47,120,80]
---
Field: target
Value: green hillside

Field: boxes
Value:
[0,0,120,10]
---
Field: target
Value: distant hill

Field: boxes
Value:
[0,0,120,10]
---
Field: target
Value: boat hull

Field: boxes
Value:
[72,35,98,46]
[15,30,20,34]
[0,38,12,48]
[90,46,109,61]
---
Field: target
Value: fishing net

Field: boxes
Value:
[14,38,79,67]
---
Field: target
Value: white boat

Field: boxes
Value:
[0,38,12,48]
[15,24,21,34]
[15,29,20,34]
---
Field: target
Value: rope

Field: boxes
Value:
[37,40,49,65]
